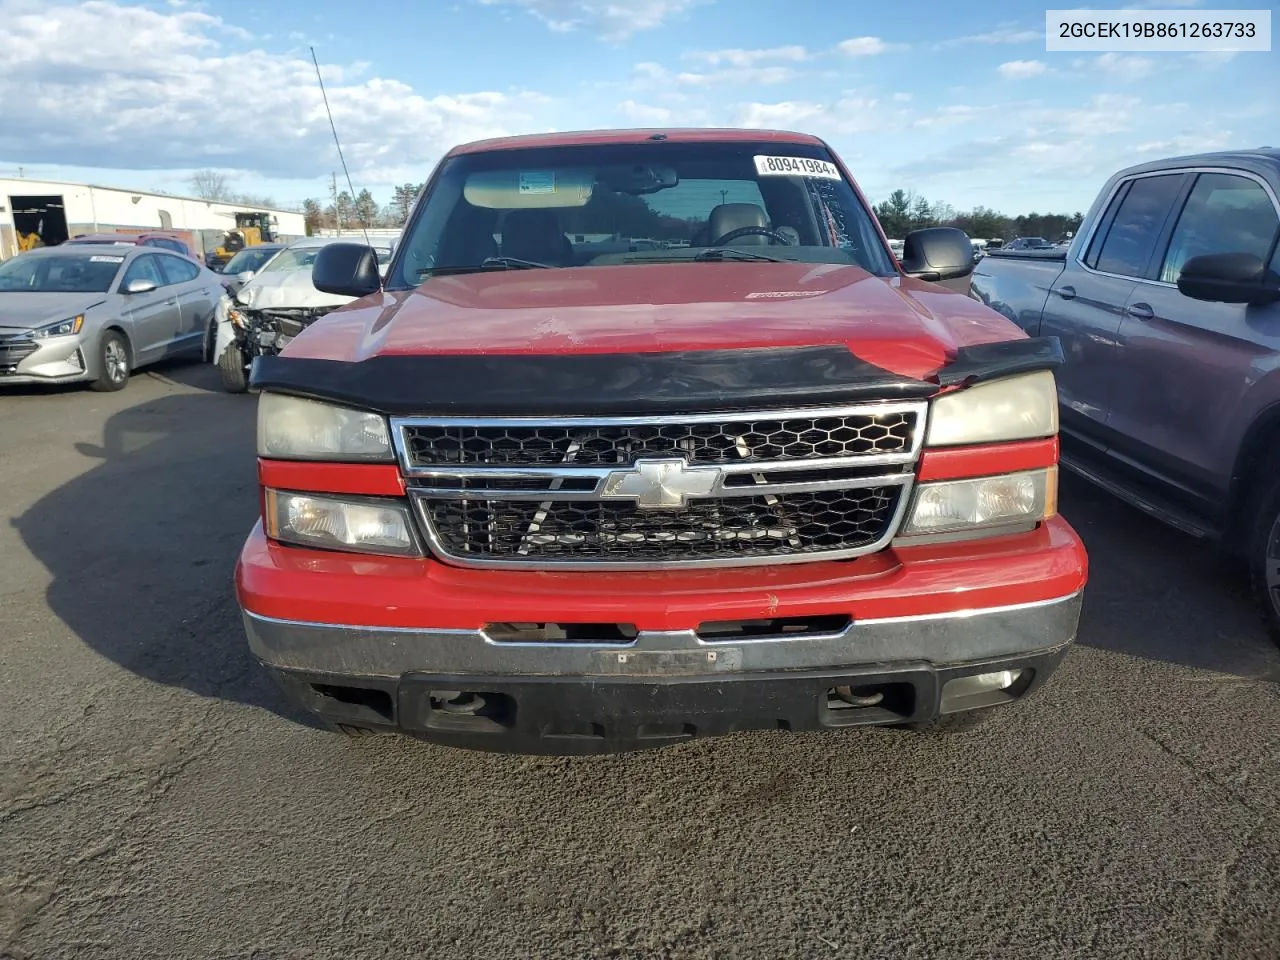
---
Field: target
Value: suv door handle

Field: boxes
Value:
[1126,302,1154,320]
[1056,285,1076,300]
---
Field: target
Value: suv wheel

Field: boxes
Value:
[1247,471,1280,647]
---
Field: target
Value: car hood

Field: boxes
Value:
[0,293,107,333]
[236,270,353,311]
[283,261,1021,381]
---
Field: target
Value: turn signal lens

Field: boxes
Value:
[264,489,420,556]
[900,468,1053,538]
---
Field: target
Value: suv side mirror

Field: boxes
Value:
[312,242,382,298]
[123,278,157,295]
[1177,252,1280,306]
[237,270,255,284]
[899,227,976,283]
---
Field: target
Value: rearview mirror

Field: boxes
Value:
[899,227,976,283]
[124,278,157,295]
[312,242,381,299]
[1177,252,1280,306]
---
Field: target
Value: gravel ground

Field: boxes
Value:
[2,361,1277,960]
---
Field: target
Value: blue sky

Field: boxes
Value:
[0,0,1273,214]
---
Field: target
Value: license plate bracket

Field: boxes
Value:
[591,647,743,676]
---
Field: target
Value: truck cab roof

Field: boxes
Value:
[448,128,828,156]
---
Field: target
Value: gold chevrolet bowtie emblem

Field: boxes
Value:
[600,458,721,509]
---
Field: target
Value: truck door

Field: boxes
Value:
[1041,172,1188,446]
[1109,170,1280,498]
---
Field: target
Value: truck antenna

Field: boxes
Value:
[310,46,371,248]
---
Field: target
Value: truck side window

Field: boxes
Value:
[1158,173,1280,284]
[1091,174,1184,279]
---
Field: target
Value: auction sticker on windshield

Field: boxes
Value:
[519,171,556,194]
[89,255,125,263]
[754,156,842,179]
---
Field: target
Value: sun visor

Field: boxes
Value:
[463,169,595,209]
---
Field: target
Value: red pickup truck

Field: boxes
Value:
[235,128,1088,754]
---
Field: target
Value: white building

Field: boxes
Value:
[0,177,307,260]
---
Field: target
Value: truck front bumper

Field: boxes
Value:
[247,596,1079,754]
[239,513,1086,753]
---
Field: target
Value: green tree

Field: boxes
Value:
[391,183,423,225]
[302,198,324,236]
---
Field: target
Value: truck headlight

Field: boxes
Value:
[257,393,393,461]
[264,490,421,556]
[32,315,84,339]
[899,468,1056,538]
[926,371,1058,446]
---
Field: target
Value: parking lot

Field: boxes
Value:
[2,361,1277,960]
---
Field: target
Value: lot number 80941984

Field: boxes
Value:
[753,156,843,180]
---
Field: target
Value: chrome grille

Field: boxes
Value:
[394,402,926,570]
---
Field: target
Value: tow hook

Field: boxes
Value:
[833,685,885,707]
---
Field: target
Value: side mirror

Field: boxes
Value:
[237,270,255,283]
[900,227,976,283]
[312,242,381,298]
[124,278,157,295]
[1177,252,1280,306]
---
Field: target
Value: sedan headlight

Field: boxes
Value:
[264,490,420,556]
[899,468,1056,538]
[32,315,85,339]
[257,393,393,461]
[926,371,1058,446]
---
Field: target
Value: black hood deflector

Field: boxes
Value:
[248,337,1063,416]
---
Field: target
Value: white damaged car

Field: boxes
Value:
[210,235,395,392]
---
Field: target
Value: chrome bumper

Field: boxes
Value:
[243,592,1083,681]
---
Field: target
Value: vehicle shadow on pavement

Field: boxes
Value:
[11,382,320,727]
[0,355,221,398]
[1060,472,1280,681]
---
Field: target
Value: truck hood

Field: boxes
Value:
[284,261,1020,381]
[0,293,107,333]
[236,270,353,311]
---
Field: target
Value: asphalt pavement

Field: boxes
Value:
[1,361,1277,960]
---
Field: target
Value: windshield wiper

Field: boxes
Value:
[692,248,788,263]
[417,256,556,280]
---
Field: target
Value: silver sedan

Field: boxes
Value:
[0,244,227,391]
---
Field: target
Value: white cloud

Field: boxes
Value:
[684,45,809,67]
[1133,130,1236,155]
[997,60,1048,79]
[1088,52,1156,81]
[912,104,992,128]
[836,37,899,57]
[632,60,797,88]
[937,26,1041,47]
[0,0,551,184]
[1189,50,1238,67]
[475,0,705,41]
[616,100,672,124]
[736,101,825,129]
[892,92,912,102]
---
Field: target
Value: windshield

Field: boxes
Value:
[0,252,126,293]
[262,244,391,276]
[224,247,278,274]
[391,140,895,288]
[259,246,327,274]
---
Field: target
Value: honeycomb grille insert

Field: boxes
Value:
[421,488,902,564]
[401,411,918,467]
